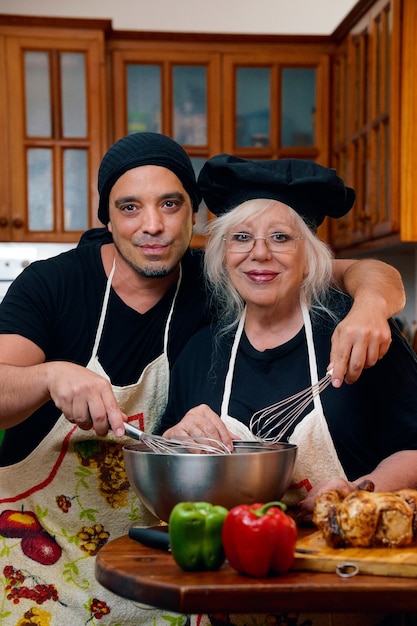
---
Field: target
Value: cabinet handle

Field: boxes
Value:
[0,217,8,227]
[12,218,24,229]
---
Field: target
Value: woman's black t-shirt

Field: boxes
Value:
[159,292,417,481]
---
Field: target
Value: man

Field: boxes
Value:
[0,132,405,625]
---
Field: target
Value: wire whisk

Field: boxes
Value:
[124,422,232,455]
[249,369,333,443]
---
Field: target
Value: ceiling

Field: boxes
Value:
[0,0,360,35]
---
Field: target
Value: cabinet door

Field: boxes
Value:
[110,42,331,246]
[221,50,330,241]
[110,47,221,248]
[401,0,417,240]
[222,51,329,163]
[2,28,106,242]
[330,0,401,250]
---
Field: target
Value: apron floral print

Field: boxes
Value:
[0,260,189,626]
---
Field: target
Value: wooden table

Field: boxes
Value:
[95,529,417,614]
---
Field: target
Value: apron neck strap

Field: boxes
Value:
[220,298,323,419]
[92,259,183,360]
[220,307,246,418]
[162,264,182,354]
[92,258,116,357]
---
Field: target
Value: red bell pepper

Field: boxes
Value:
[222,501,297,577]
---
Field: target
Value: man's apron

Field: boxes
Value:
[0,260,188,625]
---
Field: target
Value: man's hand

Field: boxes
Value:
[45,361,127,437]
[0,334,128,436]
[329,299,392,386]
[330,258,405,386]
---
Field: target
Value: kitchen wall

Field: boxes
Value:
[1,0,416,333]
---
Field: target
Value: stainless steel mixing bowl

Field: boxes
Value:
[123,441,297,522]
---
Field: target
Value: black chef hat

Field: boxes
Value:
[198,154,355,230]
[97,132,202,224]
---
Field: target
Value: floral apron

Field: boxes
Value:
[0,260,189,626]
[193,302,389,626]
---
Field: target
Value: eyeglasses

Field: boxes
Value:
[223,232,304,253]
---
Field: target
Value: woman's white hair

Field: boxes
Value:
[204,198,337,336]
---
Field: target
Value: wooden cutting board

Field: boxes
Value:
[293,530,417,578]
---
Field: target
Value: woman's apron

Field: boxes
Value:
[220,301,346,506]
[0,260,189,626]
[193,302,389,626]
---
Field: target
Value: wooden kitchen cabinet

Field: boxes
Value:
[0,22,107,243]
[108,36,332,246]
[330,0,402,251]
[221,51,330,165]
[109,43,223,248]
[399,0,417,241]
[2,2,412,250]
[0,21,333,247]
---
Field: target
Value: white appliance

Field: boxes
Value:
[0,243,75,301]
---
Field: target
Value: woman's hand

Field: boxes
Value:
[298,451,417,525]
[163,404,235,451]
[296,477,356,524]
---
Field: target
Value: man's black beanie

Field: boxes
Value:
[97,132,202,225]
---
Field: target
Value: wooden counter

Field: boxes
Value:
[95,529,417,614]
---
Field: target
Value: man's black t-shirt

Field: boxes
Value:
[0,244,209,465]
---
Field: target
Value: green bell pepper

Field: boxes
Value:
[168,501,228,571]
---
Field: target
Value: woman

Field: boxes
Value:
[158,155,417,625]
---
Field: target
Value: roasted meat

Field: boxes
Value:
[313,488,417,548]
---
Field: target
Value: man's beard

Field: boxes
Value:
[123,256,175,278]
[113,241,176,278]
[137,265,173,278]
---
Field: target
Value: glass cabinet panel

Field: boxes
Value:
[27,149,53,231]
[24,51,90,234]
[127,65,161,134]
[119,51,220,248]
[24,52,52,138]
[236,67,270,147]
[375,6,391,115]
[63,149,88,231]
[6,30,104,242]
[173,66,207,145]
[353,35,368,131]
[61,52,87,138]
[281,68,316,147]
